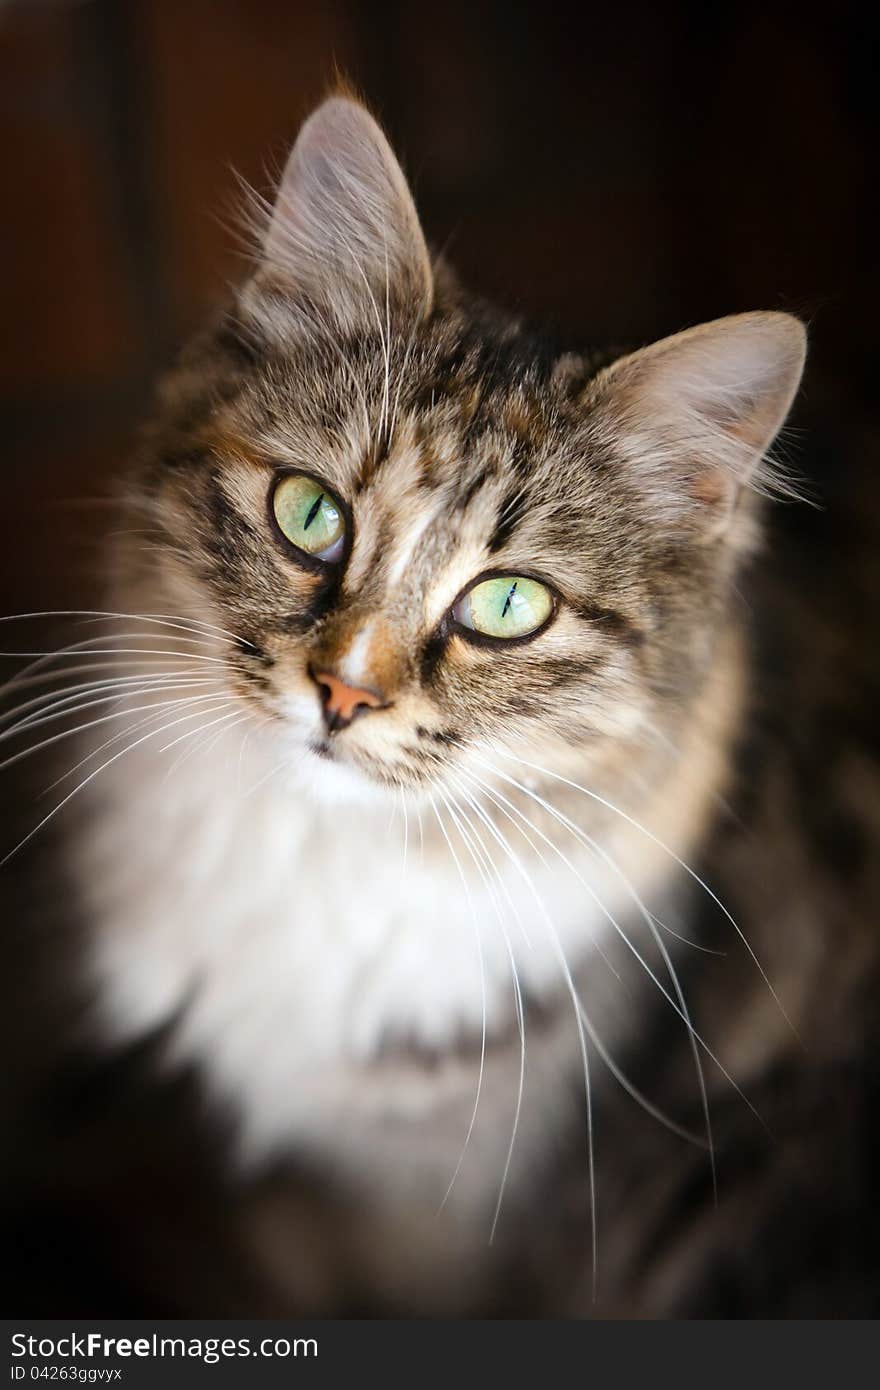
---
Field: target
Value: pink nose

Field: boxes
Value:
[311,668,387,734]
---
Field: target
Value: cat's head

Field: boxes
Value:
[128,95,805,804]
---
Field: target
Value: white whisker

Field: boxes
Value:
[495,748,796,1038]
[443,770,597,1282]
[1,673,224,741]
[436,786,524,1243]
[429,796,488,1218]
[465,758,753,1151]
[0,609,256,648]
[0,687,228,780]
[0,697,244,867]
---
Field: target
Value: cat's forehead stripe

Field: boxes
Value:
[385,506,444,586]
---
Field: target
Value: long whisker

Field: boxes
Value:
[454,764,618,980]
[437,786,526,1241]
[162,707,253,779]
[0,687,228,780]
[1,673,224,740]
[235,713,268,792]
[0,696,243,866]
[443,772,597,1283]
[464,759,759,1136]
[1,639,230,663]
[399,787,409,887]
[42,692,235,793]
[487,773,716,1184]
[242,752,290,799]
[459,765,709,1152]
[0,640,229,704]
[495,748,796,1038]
[444,770,532,952]
[650,913,726,956]
[0,609,256,648]
[429,796,488,1217]
[154,703,246,757]
[0,663,226,726]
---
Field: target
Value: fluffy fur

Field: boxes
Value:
[18,97,876,1319]
[77,97,808,1224]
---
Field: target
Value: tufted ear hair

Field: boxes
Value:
[587,312,807,537]
[253,95,433,331]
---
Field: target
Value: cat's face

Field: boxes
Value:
[130,97,805,803]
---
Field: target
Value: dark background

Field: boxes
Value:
[1,1,879,1319]
[1,0,877,609]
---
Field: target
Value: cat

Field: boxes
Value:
[3,93,878,1317]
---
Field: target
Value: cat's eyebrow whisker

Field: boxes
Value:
[430,796,488,1216]
[387,316,420,445]
[492,747,797,1040]
[445,770,597,1288]
[380,221,392,448]
[0,696,246,867]
[232,182,374,441]
[330,219,392,448]
[266,291,372,445]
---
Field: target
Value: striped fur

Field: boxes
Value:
[80,98,806,1238]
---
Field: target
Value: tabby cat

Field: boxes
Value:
[3,95,878,1317]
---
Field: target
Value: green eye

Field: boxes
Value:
[451,574,554,641]
[272,474,346,562]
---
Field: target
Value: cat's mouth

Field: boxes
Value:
[306,732,391,781]
[303,731,434,795]
[308,738,335,760]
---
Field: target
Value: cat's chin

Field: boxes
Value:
[287,740,395,808]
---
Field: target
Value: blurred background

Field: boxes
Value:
[0,0,877,610]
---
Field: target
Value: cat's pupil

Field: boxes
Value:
[304,492,325,530]
[501,582,518,619]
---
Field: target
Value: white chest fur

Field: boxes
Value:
[79,733,644,1209]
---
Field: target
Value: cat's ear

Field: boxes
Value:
[253,95,433,328]
[587,312,806,536]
